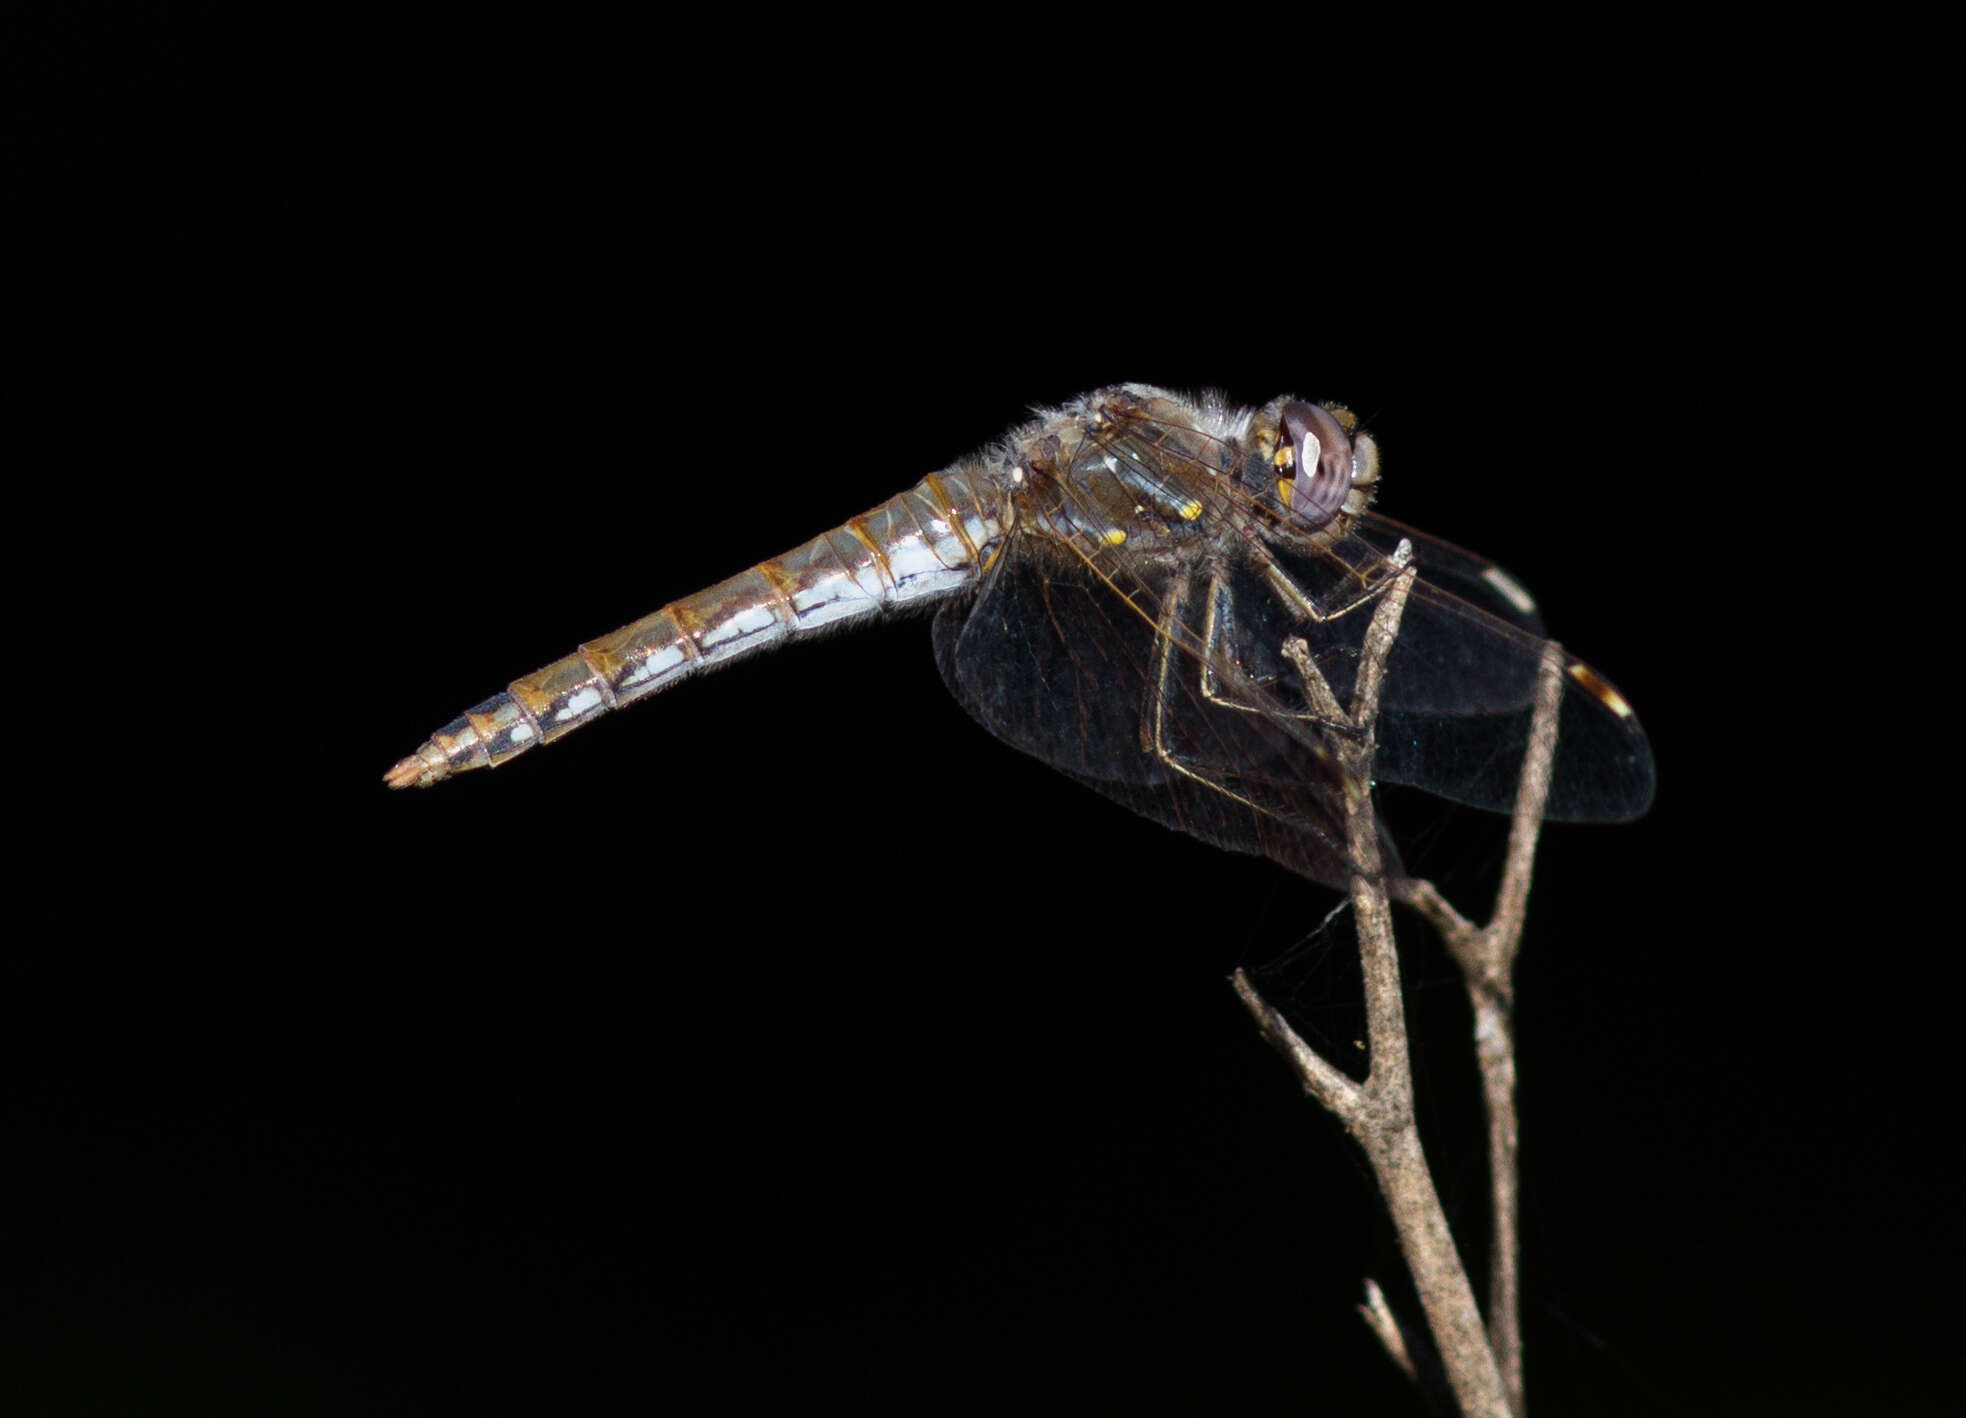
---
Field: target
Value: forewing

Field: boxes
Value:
[1354,512,1550,638]
[1307,519,1654,820]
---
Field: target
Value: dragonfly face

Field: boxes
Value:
[389,385,1653,889]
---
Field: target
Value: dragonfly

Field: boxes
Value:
[386,385,1653,888]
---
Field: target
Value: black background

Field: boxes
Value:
[7,7,1946,1416]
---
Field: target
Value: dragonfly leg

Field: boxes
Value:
[1255,538,1408,627]
[1137,568,1272,815]
[1137,566,1358,830]
[1200,540,1416,724]
[1195,573,1354,732]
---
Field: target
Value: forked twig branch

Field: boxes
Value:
[1392,643,1565,1415]
[1232,548,1567,1418]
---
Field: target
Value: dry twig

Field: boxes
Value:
[1233,548,1569,1418]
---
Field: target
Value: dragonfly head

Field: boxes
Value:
[1257,397,1380,534]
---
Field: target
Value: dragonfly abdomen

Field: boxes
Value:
[385,466,1008,789]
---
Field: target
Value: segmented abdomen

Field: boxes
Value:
[385,466,1006,788]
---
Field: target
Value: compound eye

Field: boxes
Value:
[1274,401,1355,528]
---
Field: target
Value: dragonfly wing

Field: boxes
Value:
[932,535,1387,888]
[930,535,1169,788]
[1269,524,1654,822]
[1354,512,1551,638]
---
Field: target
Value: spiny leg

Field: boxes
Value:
[1199,538,1414,726]
[1142,566,1351,824]
[1140,566,1275,818]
